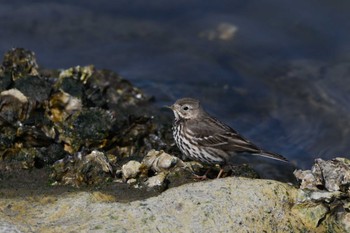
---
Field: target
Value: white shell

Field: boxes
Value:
[142,150,179,172]
[122,160,141,179]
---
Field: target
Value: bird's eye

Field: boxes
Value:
[183,106,189,111]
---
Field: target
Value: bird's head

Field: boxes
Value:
[168,98,203,120]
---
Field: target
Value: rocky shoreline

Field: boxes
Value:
[0,178,314,232]
[0,48,349,232]
[1,176,348,232]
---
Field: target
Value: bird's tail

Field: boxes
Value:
[253,150,289,162]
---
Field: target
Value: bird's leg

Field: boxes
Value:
[193,168,211,180]
[194,166,225,179]
[216,168,224,179]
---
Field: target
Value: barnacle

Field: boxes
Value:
[0,48,176,188]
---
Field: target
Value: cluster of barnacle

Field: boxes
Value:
[0,48,176,187]
[293,158,350,228]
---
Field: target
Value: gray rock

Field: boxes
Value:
[316,158,350,192]
[294,157,350,192]
[297,189,344,203]
[0,221,23,233]
[293,157,350,232]
[293,169,320,190]
[291,203,329,228]
[0,178,306,232]
[50,150,113,187]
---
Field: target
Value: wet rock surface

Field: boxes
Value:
[0,48,176,190]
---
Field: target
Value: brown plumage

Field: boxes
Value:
[169,97,288,178]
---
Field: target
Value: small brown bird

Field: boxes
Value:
[169,97,288,179]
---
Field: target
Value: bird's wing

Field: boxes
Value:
[186,116,261,153]
[186,116,288,162]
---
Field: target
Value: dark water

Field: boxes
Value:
[1,0,350,169]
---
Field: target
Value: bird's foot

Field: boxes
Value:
[193,168,225,179]
[193,174,208,180]
[193,168,211,180]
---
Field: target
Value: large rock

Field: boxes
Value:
[0,177,324,232]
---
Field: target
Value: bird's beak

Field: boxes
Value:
[164,105,174,110]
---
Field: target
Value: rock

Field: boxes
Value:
[50,150,113,187]
[293,169,320,190]
[0,70,12,92]
[0,220,22,233]
[88,69,149,109]
[297,189,345,203]
[145,172,167,188]
[294,158,350,202]
[0,88,32,124]
[294,157,350,192]
[293,157,350,232]
[1,48,39,79]
[317,158,350,192]
[14,75,52,104]
[0,178,306,232]
[56,107,115,153]
[87,151,113,174]
[122,160,141,180]
[1,177,348,232]
[0,48,175,188]
[292,203,329,228]
[341,213,350,232]
[48,90,83,123]
[56,65,92,99]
